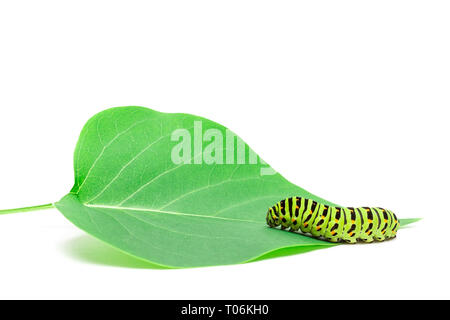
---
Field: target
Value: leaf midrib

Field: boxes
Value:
[85,203,263,224]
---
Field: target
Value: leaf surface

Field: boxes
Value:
[55,106,415,268]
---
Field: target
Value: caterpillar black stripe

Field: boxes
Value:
[266,197,399,243]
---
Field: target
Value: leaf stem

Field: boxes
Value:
[0,203,55,215]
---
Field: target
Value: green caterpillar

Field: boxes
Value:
[266,197,399,243]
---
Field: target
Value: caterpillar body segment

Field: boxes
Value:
[266,197,399,243]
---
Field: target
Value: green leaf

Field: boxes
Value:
[53,106,416,268]
[399,218,422,227]
[56,194,336,268]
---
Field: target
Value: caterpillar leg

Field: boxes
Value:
[372,225,385,241]
[325,236,341,243]
[385,232,397,240]
[360,235,374,243]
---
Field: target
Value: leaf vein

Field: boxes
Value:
[76,116,148,193]
[86,126,194,203]
[158,176,262,210]
[117,151,204,206]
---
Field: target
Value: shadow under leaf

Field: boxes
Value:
[248,244,334,263]
[61,234,169,269]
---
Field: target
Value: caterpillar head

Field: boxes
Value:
[266,206,281,227]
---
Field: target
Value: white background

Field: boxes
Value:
[0,1,449,299]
